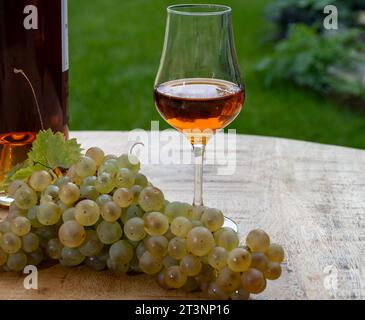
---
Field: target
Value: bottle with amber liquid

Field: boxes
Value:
[0,0,69,206]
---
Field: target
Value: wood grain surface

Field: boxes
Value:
[1,131,364,300]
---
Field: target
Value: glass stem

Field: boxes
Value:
[192,144,205,207]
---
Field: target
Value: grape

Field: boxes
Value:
[134,173,148,188]
[85,256,106,271]
[62,207,76,222]
[96,194,113,207]
[131,185,143,203]
[186,227,215,257]
[145,235,168,259]
[6,252,27,271]
[191,220,203,228]
[29,170,52,192]
[98,159,119,176]
[250,252,269,272]
[130,256,142,273]
[264,261,282,280]
[8,180,28,198]
[80,185,99,201]
[144,212,169,236]
[25,207,41,228]
[164,266,187,289]
[75,156,97,178]
[181,277,199,292]
[81,176,97,187]
[120,204,143,224]
[113,188,134,208]
[37,202,61,226]
[101,201,121,222]
[167,237,187,260]
[86,147,105,166]
[163,227,175,241]
[79,230,104,257]
[35,225,58,241]
[195,263,217,283]
[246,229,270,253]
[27,248,44,266]
[157,270,170,290]
[139,251,163,275]
[138,187,165,212]
[8,202,27,217]
[22,233,39,253]
[11,216,31,236]
[54,176,71,187]
[43,185,60,202]
[0,221,11,233]
[114,168,135,189]
[162,256,179,268]
[61,247,85,266]
[170,216,192,237]
[227,248,251,272]
[0,248,8,266]
[230,288,250,300]
[207,282,229,300]
[58,220,86,248]
[265,244,284,263]
[215,227,239,251]
[14,186,37,210]
[191,205,205,220]
[241,268,266,294]
[207,246,228,270]
[59,182,80,206]
[66,165,81,185]
[103,154,117,161]
[136,242,146,260]
[46,238,63,259]
[200,208,224,232]
[164,201,193,222]
[109,240,133,263]
[216,267,241,292]
[116,154,140,173]
[0,232,22,254]
[180,255,202,276]
[124,217,146,241]
[96,221,122,244]
[95,172,115,194]
[107,258,130,274]
[75,199,100,226]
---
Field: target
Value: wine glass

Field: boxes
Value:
[154,4,245,229]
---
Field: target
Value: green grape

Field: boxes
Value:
[124,217,146,241]
[191,205,205,220]
[129,256,142,273]
[250,252,269,272]
[35,225,58,240]
[43,185,60,202]
[109,240,133,263]
[22,233,39,253]
[114,168,135,189]
[75,156,97,178]
[136,242,146,260]
[181,277,199,292]
[246,229,270,253]
[0,248,8,266]
[8,202,27,217]
[27,248,44,266]
[80,185,99,201]
[0,232,22,254]
[164,265,187,289]
[138,187,165,212]
[11,216,31,236]
[29,170,52,192]
[54,176,71,187]
[215,227,239,251]
[265,243,284,263]
[113,188,134,208]
[241,268,266,294]
[96,194,113,207]
[207,282,229,300]
[162,256,179,268]
[79,230,104,257]
[191,220,203,228]
[66,165,81,185]
[227,248,251,273]
[180,255,202,276]
[116,154,140,173]
[40,194,53,205]
[170,216,192,237]
[139,251,163,275]
[200,208,224,232]
[107,258,130,274]
[85,147,105,166]
[207,246,228,270]
[264,261,282,280]
[62,207,76,222]
[144,212,169,236]
[230,288,250,300]
[81,176,97,187]
[167,237,187,260]
[6,252,27,271]
[216,267,241,292]
[103,154,117,161]
[144,235,168,259]
[134,173,148,187]
[164,201,193,222]
[0,221,11,233]
[37,202,61,226]
[57,201,70,213]
[186,227,215,257]
[61,247,85,266]
[58,220,86,248]
[75,199,100,226]
[46,238,63,259]
[98,159,119,176]
[59,182,80,206]
[101,201,122,222]
[14,186,38,210]
[157,270,170,290]
[85,256,106,271]
[95,172,115,194]
[120,204,143,224]
[96,221,123,244]
[96,247,110,262]
[8,180,28,198]
[131,185,143,203]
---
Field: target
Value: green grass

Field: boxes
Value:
[69,0,365,149]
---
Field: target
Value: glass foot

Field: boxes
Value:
[0,193,13,207]
[223,216,238,232]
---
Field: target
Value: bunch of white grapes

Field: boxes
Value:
[0,147,284,300]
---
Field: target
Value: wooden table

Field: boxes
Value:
[1,131,365,300]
